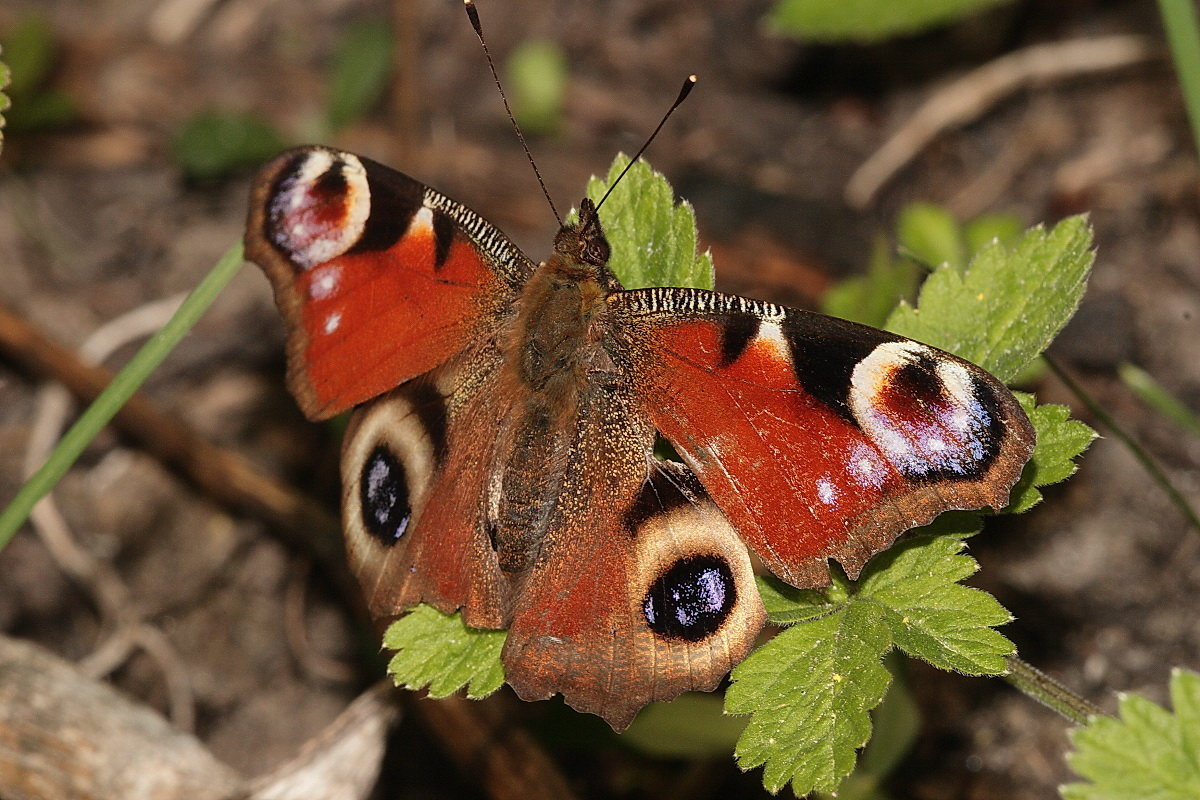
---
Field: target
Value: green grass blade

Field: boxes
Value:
[1158,0,1200,156]
[1118,362,1200,438]
[0,242,245,551]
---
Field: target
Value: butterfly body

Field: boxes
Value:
[246,146,1034,728]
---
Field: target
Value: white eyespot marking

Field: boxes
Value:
[848,443,888,490]
[816,477,839,506]
[323,311,342,334]
[268,150,371,271]
[753,320,790,362]
[849,340,995,478]
[411,206,434,235]
[309,264,341,300]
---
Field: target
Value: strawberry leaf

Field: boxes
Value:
[1063,669,1200,800]
[383,604,506,699]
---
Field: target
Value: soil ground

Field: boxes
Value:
[1,0,1198,798]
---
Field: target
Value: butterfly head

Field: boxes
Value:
[554,197,611,268]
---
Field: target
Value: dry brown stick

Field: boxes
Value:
[845,35,1159,208]
[0,299,344,569]
[0,301,582,800]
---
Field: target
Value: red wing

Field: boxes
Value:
[609,287,1035,588]
[246,146,535,420]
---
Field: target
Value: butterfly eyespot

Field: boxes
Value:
[642,554,736,642]
[359,445,412,545]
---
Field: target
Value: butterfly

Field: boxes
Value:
[244,145,1035,729]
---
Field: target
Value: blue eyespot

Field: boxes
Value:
[360,446,411,545]
[643,555,736,641]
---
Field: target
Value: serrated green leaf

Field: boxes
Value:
[327,20,394,132]
[964,212,1023,256]
[857,535,1013,674]
[383,604,506,699]
[766,0,1013,43]
[728,602,892,795]
[584,155,715,290]
[1006,392,1097,513]
[1063,669,1200,800]
[758,574,841,625]
[898,201,965,271]
[506,38,567,135]
[886,215,1094,382]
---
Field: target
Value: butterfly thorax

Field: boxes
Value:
[488,200,620,573]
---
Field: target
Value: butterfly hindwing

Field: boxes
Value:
[501,383,765,728]
[340,344,514,629]
[609,287,1035,587]
[245,146,535,419]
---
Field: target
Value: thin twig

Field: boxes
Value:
[846,35,1159,208]
[1045,355,1200,533]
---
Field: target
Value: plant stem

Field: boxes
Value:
[0,242,245,551]
[1157,0,1200,156]
[1004,655,1101,725]
[1044,355,1200,534]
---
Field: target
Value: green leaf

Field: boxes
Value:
[584,154,715,291]
[964,212,1023,256]
[506,39,567,135]
[173,111,287,180]
[822,235,919,328]
[886,215,1094,382]
[1006,392,1097,513]
[766,0,1014,43]
[0,15,76,133]
[857,535,1013,674]
[1063,669,1200,800]
[728,602,892,795]
[2,15,55,97]
[898,202,965,271]
[327,20,394,132]
[383,604,506,699]
[623,693,748,759]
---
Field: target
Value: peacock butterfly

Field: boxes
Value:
[244,145,1034,729]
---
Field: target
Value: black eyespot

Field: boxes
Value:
[643,555,736,642]
[359,446,411,545]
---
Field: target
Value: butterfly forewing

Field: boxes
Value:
[608,286,1035,587]
[245,146,535,420]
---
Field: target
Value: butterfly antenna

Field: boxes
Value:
[464,0,561,225]
[595,74,697,213]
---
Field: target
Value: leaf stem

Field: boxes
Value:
[1044,355,1200,533]
[0,242,245,551]
[1003,654,1101,725]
